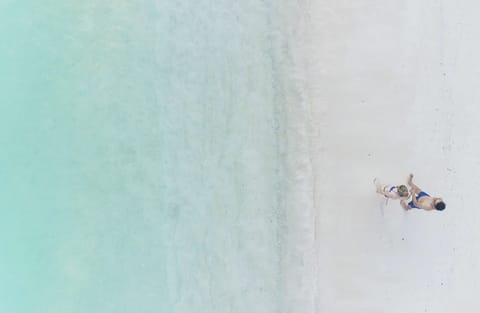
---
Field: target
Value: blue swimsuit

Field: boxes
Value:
[408,191,430,209]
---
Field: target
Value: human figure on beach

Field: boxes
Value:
[400,174,446,211]
[374,178,410,201]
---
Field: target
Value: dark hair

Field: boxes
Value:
[435,201,446,211]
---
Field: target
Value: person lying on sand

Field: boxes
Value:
[400,174,446,211]
[374,178,410,200]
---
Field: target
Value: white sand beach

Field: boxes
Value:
[284,1,480,312]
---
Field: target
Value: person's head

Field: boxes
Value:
[397,185,409,197]
[434,198,446,211]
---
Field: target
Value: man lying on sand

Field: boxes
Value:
[400,174,446,211]
[374,178,410,201]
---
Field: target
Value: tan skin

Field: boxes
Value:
[400,174,444,211]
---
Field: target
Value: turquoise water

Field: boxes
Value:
[0,2,297,312]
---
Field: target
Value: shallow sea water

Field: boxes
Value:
[0,2,313,312]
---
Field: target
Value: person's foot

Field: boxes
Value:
[373,178,382,193]
[407,173,414,186]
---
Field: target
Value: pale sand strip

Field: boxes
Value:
[285,1,480,312]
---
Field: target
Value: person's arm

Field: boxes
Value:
[400,200,410,210]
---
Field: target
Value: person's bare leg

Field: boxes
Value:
[373,178,383,193]
[407,174,422,194]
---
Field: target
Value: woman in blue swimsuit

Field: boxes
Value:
[400,174,446,211]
